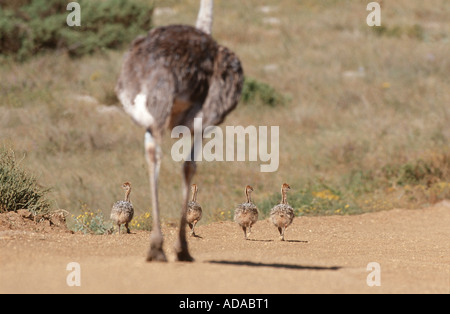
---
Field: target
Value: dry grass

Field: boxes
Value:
[1,0,449,225]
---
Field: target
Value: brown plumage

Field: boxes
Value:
[270,183,294,241]
[187,184,202,236]
[234,185,259,240]
[116,25,243,135]
[115,3,244,262]
[110,182,134,234]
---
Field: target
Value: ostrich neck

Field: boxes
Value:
[246,189,252,203]
[281,190,287,204]
[196,0,213,34]
[191,189,197,202]
[124,189,131,202]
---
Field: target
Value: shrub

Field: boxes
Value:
[371,24,425,40]
[210,208,234,222]
[0,0,154,61]
[70,207,152,234]
[129,211,152,231]
[382,153,449,187]
[0,147,52,215]
[241,76,288,107]
[70,205,114,234]
[257,182,360,217]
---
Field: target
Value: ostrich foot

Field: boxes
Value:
[174,238,194,262]
[146,233,167,262]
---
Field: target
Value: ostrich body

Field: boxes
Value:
[186,184,202,236]
[110,182,134,234]
[115,1,244,261]
[270,183,294,241]
[234,185,259,240]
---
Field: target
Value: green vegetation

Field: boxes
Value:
[0,147,52,215]
[387,156,449,187]
[257,183,361,218]
[69,207,153,234]
[371,24,425,40]
[241,77,288,107]
[129,211,153,231]
[0,0,153,61]
[70,205,114,234]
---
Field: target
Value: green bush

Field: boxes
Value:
[371,24,425,40]
[383,157,448,187]
[70,205,114,234]
[0,147,52,215]
[257,182,360,217]
[241,76,288,107]
[0,0,153,61]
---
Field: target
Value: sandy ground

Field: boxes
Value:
[0,202,449,294]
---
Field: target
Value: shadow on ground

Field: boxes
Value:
[208,260,341,271]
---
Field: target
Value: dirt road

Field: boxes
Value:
[1,202,449,294]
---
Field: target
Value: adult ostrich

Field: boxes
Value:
[115,0,244,262]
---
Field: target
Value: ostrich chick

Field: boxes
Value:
[186,184,202,236]
[270,183,294,241]
[234,185,259,240]
[110,182,134,234]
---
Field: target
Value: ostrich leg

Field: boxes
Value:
[174,146,196,262]
[145,131,167,262]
